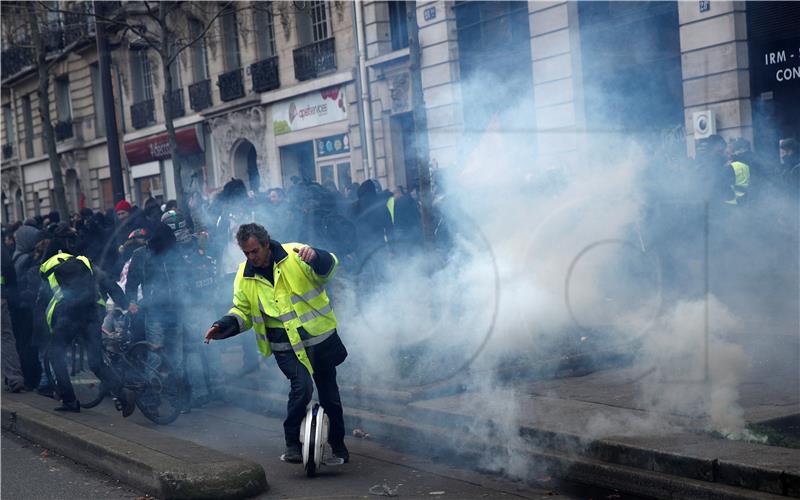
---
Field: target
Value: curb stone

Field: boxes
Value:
[1,399,267,499]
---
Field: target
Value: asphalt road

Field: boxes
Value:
[1,430,147,500]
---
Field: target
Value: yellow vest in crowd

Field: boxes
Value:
[39,252,105,331]
[227,242,339,375]
[725,161,750,205]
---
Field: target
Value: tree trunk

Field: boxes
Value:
[27,3,69,219]
[159,3,185,209]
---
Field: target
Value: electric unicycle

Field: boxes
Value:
[298,402,344,477]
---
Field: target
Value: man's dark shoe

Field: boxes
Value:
[281,443,302,463]
[331,442,349,463]
[114,389,136,418]
[54,400,80,413]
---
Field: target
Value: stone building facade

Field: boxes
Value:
[1,14,107,221]
[2,1,799,222]
[358,0,798,191]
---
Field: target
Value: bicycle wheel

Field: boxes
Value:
[45,341,106,409]
[125,342,181,425]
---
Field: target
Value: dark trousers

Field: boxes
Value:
[274,350,345,447]
[9,304,41,388]
[48,302,122,404]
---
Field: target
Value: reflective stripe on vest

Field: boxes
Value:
[387,196,396,224]
[291,287,325,304]
[270,328,336,352]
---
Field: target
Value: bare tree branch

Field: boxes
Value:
[165,1,233,66]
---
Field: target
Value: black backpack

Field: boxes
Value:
[45,256,98,304]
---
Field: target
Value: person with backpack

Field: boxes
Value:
[38,225,135,414]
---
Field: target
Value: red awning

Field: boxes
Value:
[124,125,204,166]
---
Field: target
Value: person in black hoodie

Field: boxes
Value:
[125,222,188,407]
[10,222,45,389]
[2,244,26,392]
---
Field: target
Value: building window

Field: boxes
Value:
[15,188,24,221]
[90,64,106,137]
[189,19,210,82]
[136,174,164,205]
[297,1,331,45]
[168,54,182,90]
[3,104,15,147]
[2,192,9,223]
[454,1,534,134]
[577,1,682,134]
[100,178,114,211]
[388,1,409,51]
[310,1,330,42]
[131,47,154,103]
[21,94,34,158]
[54,75,72,122]
[221,6,241,70]
[254,3,276,59]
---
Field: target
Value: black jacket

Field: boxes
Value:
[125,222,182,309]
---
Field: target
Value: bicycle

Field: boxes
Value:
[45,310,182,425]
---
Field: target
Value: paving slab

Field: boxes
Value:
[1,393,267,499]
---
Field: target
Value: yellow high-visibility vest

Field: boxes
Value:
[387,196,396,224]
[39,252,105,331]
[725,161,750,205]
[227,243,338,375]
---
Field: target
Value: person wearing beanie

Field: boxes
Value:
[115,200,133,223]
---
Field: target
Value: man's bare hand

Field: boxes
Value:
[293,246,317,263]
[128,303,139,314]
[204,324,220,344]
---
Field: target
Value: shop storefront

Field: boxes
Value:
[747,2,800,161]
[273,85,352,189]
[123,125,205,204]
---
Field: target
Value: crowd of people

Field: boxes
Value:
[0,175,426,414]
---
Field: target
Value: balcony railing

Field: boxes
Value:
[54,120,73,141]
[293,37,336,82]
[189,79,212,111]
[1,46,34,77]
[44,25,66,52]
[163,88,185,119]
[130,99,155,129]
[218,69,245,102]
[2,144,13,160]
[250,57,279,93]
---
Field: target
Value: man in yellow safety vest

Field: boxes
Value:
[204,223,349,464]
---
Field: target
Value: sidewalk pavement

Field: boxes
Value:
[2,337,797,499]
[224,337,800,499]
[0,392,267,499]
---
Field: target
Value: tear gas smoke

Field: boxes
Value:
[194,66,796,482]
